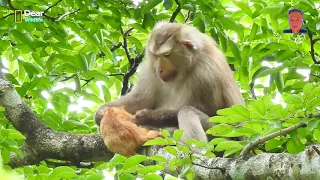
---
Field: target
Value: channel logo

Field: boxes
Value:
[14,10,44,23]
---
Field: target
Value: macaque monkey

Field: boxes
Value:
[95,22,244,142]
[100,107,163,157]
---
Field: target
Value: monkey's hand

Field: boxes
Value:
[133,109,179,127]
[133,109,153,125]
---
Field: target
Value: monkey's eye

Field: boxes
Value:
[163,52,170,57]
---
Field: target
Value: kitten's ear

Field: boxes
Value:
[180,40,197,49]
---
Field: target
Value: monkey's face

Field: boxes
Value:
[147,23,191,82]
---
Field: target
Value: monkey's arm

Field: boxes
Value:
[133,109,179,127]
[95,92,153,126]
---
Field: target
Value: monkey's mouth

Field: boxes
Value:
[159,72,178,82]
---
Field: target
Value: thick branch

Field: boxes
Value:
[0,71,113,167]
[145,143,320,180]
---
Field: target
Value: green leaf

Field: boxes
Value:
[206,124,233,136]
[161,129,171,137]
[215,141,243,151]
[251,100,266,116]
[100,46,113,60]
[283,94,302,104]
[217,105,250,119]
[173,129,184,142]
[209,138,227,146]
[143,137,167,146]
[75,74,81,94]
[182,4,194,11]
[87,173,105,180]
[139,165,164,175]
[275,72,284,93]
[164,146,178,156]
[143,174,163,180]
[123,155,147,170]
[50,166,77,179]
[249,23,258,40]
[19,60,40,79]
[108,154,127,169]
[148,156,167,162]
[314,129,320,142]
[7,129,26,140]
[11,30,34,49]
[265,139,283,151]
[229,40,242,63]
[218,31,228,52]
[239,66,249,87]
[286,139,305,154]
[307,118,320,131]
[76,54,88,73]
[163,0,173,9]
[142,0,162,15]
[234,1,252,17]
[88,52,96,70]
[254,68,277,79]
[127,36,143,52]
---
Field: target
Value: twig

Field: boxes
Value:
[169,0,181,23]
[44,0,63,13]
[307,28,320,64]
[184,11,191,23]
[312,146,320,155]
[54,9,80,22]
[249,82,257,99]
[110,43,122,52]
[311,74,320,78]
[2,13,14,19]
[81,77,94,88]
[121,27,134,65]
[8,0,17,10]
[121,49,146,95]
[59,73,77,82]
[106,73,125,76]
[240,122,306,158]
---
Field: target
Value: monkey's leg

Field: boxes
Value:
[177,106,212,142]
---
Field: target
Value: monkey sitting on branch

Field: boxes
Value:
[100,107,163,157]
[96,22,244,145]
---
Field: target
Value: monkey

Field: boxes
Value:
[95,22,244,143]
[99,106,163,157]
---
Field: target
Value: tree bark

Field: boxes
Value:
[1,71,320,180]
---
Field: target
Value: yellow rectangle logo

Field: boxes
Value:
[14,10,22,23]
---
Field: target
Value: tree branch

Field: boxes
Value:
[145,143,320,179]
[44,0,63,13]
[121,27,135,65]
[8,0,17,10]
[169,0,181,23]
[240,121,307,158]
[2,70,320,179]
[121,49,145,95]
[307,28,320,64]
[0,71,113,167]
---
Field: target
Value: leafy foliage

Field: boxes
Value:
[0,0,319,179]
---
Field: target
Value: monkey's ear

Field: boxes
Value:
[180,40,197,50]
